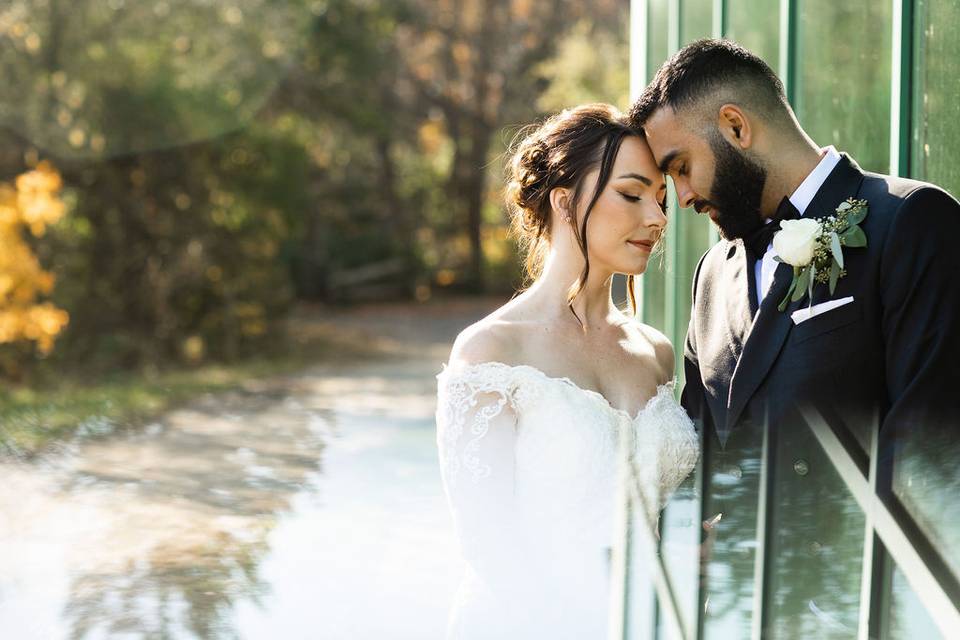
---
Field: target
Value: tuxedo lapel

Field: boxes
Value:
[724,259,799,439]
[722,153,866,440]
[725,241,757,352]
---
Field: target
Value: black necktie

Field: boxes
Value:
[744,196,801,259]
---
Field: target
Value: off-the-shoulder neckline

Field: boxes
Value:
[437,360,676,422]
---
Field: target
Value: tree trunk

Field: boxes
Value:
[463,122,492,291]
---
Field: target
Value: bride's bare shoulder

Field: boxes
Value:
[621,315,676,379]
[447,300,532,367]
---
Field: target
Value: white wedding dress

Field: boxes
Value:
[435,359,700,639]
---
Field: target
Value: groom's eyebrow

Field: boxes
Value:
[657,150,680,174]
[616,173,652,186]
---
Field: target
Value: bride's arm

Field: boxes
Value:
[435,362,544,600]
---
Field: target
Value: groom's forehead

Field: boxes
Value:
[644,107,698,166]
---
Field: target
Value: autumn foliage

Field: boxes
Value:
[0,161,69,355]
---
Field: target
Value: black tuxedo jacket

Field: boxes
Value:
[681,152,960,452]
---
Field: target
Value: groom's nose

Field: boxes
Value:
[673,176,698,209]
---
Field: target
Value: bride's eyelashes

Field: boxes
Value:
[618,192,641,203]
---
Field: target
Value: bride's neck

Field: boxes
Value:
[526,249,618,331]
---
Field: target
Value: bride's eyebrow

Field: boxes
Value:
[615,173,652,185]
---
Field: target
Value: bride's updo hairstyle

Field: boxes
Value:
[505,103,654,325]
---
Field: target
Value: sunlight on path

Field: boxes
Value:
[0,297,504,639]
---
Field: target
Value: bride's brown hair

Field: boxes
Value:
[504,103,661,327]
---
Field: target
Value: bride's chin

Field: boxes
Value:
[619,261,648,277]
[631,255,651,275]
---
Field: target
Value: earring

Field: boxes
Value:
[563,215,573,224]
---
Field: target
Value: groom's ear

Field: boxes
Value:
[717,104,752,150]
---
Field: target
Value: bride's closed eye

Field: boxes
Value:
[619,192,641,203]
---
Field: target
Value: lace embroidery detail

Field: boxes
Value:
[435,360,698,502]
[436,361,536,490]
[434,359,701,636]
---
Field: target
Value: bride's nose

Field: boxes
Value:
[642,199,668,232]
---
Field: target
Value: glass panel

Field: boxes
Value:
[911,0,960,196]
[656,468,702,639]
[626,500,658,639]
[681,0,713,44]
[725,0,780,70]
[794,0,892,173]
[764,423,866,638]
[699,421,764,639]
[642,0,671,335]
[887,561,944,640]
[891,425,960,580]
[647,0,671,81]
[674,209,714,384]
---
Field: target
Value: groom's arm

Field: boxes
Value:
[680,250,712,438]
[679,250,721,574]
[879,186,960,445]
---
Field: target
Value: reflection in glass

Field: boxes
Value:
[680,0,713,43]
[725,0,780,71]
[794,0,892,173]
[765,422,865,637]
[657,472,702,639]
[700,422,764,639]
[888,562,944,639]
[642,0,671,335]
[911,0,960,196]
[626,503,657,639]
[892,425,960,581]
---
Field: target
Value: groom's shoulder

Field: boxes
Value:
[693,237,732,280]
[859,170,960,219]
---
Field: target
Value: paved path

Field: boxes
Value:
[0,296,506,639]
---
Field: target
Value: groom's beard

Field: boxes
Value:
[702,129,767,241]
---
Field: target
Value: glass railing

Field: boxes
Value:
[608,407,960,639]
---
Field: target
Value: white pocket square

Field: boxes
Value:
[790,296,855,325]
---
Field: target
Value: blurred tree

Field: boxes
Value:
[270,0,428,301]
[396,0,626,290]
[0,0,632,379]
[0,161,69,378]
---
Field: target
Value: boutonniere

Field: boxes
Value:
[773,198,869,312]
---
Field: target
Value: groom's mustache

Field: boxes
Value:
[692,199,717,214]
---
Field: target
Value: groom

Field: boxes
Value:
[629,39,960,634]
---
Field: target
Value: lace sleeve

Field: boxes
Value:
[435,362,540,596]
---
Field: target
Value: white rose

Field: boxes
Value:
[773,218,822,266]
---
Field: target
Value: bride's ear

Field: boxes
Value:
[717,104,752,150]
[549,187,573,223]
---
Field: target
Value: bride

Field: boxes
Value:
[434,103,700,639]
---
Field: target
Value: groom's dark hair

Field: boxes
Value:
[629,39,790,131]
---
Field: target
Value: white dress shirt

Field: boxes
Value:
[755,145,842,305]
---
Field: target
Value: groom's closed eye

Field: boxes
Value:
[657,150,681,175]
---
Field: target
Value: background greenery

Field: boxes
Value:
[0,0,629,379]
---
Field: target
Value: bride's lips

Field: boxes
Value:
[627,239,654,252]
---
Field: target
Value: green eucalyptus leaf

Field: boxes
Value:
[844,225,867,248]
[829,258,841,294]
[830,231,844,268]
[779,276,797,311]
[807,263,816,306]
[847,204,868,226]
[792,267,810,302]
